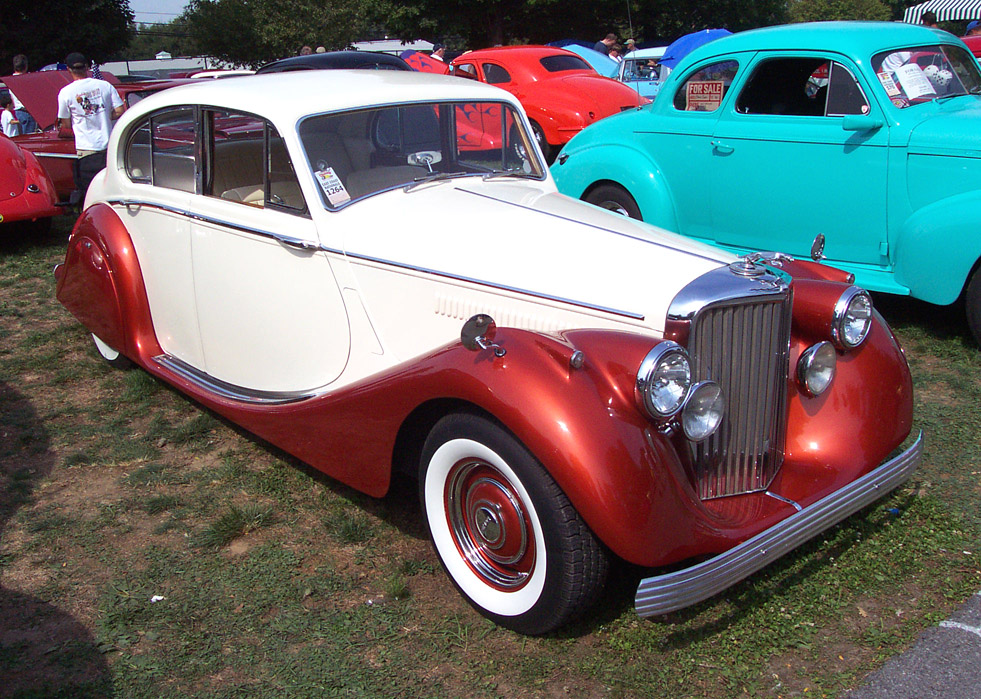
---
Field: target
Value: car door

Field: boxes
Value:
[709,53,889,266]
[188,110,350,395]
[632,58,740,241]
[119,107,202,368]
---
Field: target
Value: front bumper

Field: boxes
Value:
[635,432,923,617]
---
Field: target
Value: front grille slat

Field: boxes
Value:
[690,292,791,499]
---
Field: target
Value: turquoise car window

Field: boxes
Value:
[872,45,981,108]
[735,58,868,117]
[483,63,512,84]
[672,60,738,112]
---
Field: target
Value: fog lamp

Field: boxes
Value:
[797,341,836,397]
[833,287,873,349]
[635,342,691,418]
[681,381,725,441]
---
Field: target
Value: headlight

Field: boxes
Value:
[635,342,691,418]
[681,381,725,441]
[832,287,873,349]
[797,341,836,397]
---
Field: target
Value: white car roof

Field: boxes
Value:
[120,70,520,126]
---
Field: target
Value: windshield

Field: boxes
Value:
[872,45,981,108]
[298,101,544,209]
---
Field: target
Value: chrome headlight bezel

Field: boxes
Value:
[635,342,692,418]
[832,287,873,349]
[681,380,725,441]
[797,341,837,397]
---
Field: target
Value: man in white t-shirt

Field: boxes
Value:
[56,52,125,157]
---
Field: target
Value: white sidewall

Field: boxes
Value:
[92,334,120,361]
[424,437,547,617]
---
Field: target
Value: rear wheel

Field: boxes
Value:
[584,184,642,220]
[420,413,607,635]
[966,266,981,345]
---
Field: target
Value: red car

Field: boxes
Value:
[0,132,61,228]
[4,71,191,202]
[962,34,981,58]
[449,46,647,160]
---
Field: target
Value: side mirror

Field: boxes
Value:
[841,114,883,132]
[461,314,506,357]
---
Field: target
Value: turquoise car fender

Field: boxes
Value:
[551,142,680,232]
[894,189,981,305]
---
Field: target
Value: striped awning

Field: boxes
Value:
[904,0,981,23]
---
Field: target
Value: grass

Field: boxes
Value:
[0,217,979,698]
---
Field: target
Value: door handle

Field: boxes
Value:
[273,233,320,251]
[711,140,734,154]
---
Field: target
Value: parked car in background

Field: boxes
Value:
[4,71,191,202]
[0,132,61,229]
[449,46,646,161]
[617,46,668,100]
[962,34,981,58]
[553,21,981,344]
[256,51,411,74]
[55,69,919,634]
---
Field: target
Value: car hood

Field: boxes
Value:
[906,98,981,155]
[4,71,121,130]
[336,179,731,334]
[0,137,28,200]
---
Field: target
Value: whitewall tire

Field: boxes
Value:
[92,334,131,369]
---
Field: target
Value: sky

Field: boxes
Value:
[130,0,189,25]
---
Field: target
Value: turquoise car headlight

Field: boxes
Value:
[833,287,873,349]
[636,342,691,418]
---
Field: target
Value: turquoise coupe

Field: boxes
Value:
[551,22,981,343]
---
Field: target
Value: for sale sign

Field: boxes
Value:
[686,80,725,111]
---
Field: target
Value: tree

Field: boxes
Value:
[124,19,201,61]
[1,0,133,73]
[182,0,375,68]
[788,0,892,22]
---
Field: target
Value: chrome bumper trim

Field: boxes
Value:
[635,432,923,618]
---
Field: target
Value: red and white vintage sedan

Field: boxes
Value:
[55,70,920,635]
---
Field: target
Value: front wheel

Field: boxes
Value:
[420,413,607,635]
[584,184,642,220]
[966,266,981,346]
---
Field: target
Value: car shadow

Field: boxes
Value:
[871,292,974,347]
[0,380,115,697]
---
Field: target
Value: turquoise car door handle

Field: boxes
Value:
[712,140,734,154]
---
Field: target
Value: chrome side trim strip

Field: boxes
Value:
[109,199,644,320]
[635,432,923,618]
[154,354,315,404]
[35,152,80,160]
[765,491,803,512]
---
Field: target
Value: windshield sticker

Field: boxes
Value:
[686,80,725,111]
[315,167,351,206]
[894,64,937,100]
[877,71,901,97]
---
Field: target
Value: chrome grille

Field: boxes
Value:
[688,291,792,499]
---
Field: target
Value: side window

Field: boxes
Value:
[482,63,512,84]
[208,110,306,212]
[125,119,151,183]
[453,63,478,80]
[673,60,738,112]
[825,62,870,116]
[735,57,868,117]
[150,108,197,193]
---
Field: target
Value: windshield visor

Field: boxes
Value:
[872,45,981,108]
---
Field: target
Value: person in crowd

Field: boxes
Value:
[9,54,38,134]
[299,46,313,55]
[315,46,326,53]
[431,43,446,61]
[966,20,981,35]
[56,52,125,198]
[1,93,22,137]
[623,39,636,54]
[593,33,616,55]
[922,11,939,28]
[609,45,623,62]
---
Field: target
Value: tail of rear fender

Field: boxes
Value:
[550,143,679,231]
[56,203,160,361]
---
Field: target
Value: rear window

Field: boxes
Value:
[540,55,591,72]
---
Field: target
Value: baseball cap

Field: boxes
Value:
[65,52,88,69]
[968,20,981,31]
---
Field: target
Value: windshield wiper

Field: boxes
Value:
[482,170,538,181]
[403,171,468,192]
